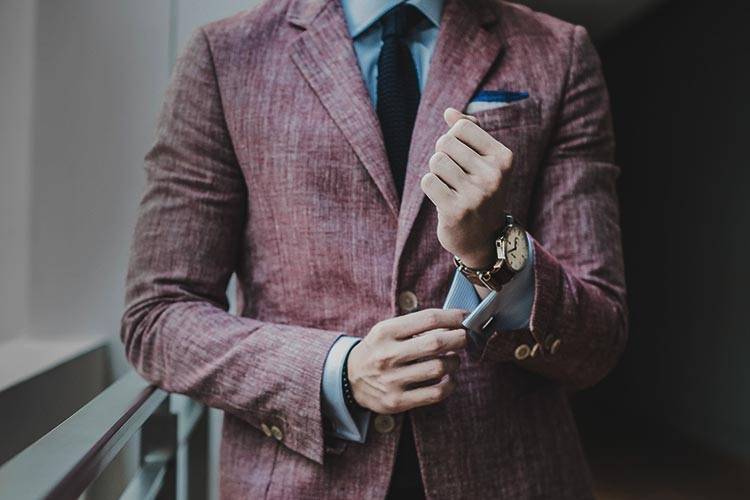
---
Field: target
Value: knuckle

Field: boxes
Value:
[424,309,441,330]
[454,118,473,135]
[373,353,389,371]
[369,323,383,338]
[487,171,502,192]
[430,360,446,379]
[427,335,445,353]
[491,142,506,158]
[454,331,468,349]
[500,148,514,170]
[371,321,394,340]
[435,134,451,151]
[428,387,444,404]
[382,393,401,413]
[380,372,396,388]
[420,172,436,190]
[476,185,494,204]
[429,152,446,171]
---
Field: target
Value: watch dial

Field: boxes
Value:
[504,226,529,272]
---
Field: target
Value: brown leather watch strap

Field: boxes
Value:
[455,256,515,292]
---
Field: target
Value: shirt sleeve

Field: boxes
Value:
[445,233,536,349]
[321,336,371,443]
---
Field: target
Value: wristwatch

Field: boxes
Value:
[453,214,529,292]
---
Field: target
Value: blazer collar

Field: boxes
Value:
[287,0,505,227]
[288,0,401,217]
[286,0,327,28]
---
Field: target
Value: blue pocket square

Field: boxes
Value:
[466,90,529,114]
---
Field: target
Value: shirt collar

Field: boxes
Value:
[341,0,444,39]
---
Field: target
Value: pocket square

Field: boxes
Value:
[466,90,530,114]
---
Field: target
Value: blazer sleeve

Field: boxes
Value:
[478,26,628,390]
[120,29,341,465]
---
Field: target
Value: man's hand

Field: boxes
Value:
[420,107,514,269]
[347,309,467,414]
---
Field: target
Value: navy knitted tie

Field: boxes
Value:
[377,4,424,199]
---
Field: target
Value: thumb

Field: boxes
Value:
[444,107,480,127]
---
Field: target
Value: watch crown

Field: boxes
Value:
[495,237,505,260]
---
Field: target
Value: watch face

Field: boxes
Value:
[504,226,529,272]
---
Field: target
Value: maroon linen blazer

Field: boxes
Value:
[121,0,627,498]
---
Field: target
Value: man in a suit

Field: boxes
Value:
[121,0,626,498]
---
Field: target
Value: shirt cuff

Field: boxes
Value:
[321,335,371,443]
[443,267,481,310]
[452,232,536,345]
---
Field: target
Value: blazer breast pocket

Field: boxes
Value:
[471,97,541,131]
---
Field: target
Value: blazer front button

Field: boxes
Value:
[398,291,419,313]
[374,414,396,434]
[270,425,284,441]
[514,344,531,360]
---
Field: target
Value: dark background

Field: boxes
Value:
[571,0,750,496]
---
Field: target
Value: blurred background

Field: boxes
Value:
[1,0,748,498]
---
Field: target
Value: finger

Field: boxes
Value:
[435,133,483,174]
[448,117,499,157]
[420,172,454,208]
[390,354,461,387]
[399,375,456,409]
[444,107,479,127]
[428,151,467,190]
[397,328,467,363]
[379,308,467,341]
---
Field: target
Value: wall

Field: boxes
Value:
[0,0,36,343]
[0,0,257,495]
[28,0,172,339]
[574,0,750,459]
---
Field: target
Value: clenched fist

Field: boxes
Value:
[347,309,467,414]
[420,107,514,269]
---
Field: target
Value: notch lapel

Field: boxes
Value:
[288,0,400,218]
[394,0,505,263]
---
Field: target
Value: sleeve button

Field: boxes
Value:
[514,344,531,360]
[261,423,272,437]
[530,343,541,358]
[270,425,284,441]
[544,334,555,351]
[550,338,561,355]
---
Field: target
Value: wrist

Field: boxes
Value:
[343,342,364,410]
[456,244,495,269]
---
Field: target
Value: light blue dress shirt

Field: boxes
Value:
[321,0,535,443]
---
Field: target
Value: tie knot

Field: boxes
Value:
[381,3,424,40]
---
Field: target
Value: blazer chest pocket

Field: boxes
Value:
[472,97,541,130]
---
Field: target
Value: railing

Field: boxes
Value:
[0,372,209,500]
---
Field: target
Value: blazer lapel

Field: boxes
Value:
[395,0,505,263]
[287,0,400,219]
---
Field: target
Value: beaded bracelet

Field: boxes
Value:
[342,345,361,410]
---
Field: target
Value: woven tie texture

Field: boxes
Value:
[376,4,424,198]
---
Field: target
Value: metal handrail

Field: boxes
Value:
[0,371,208,500]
